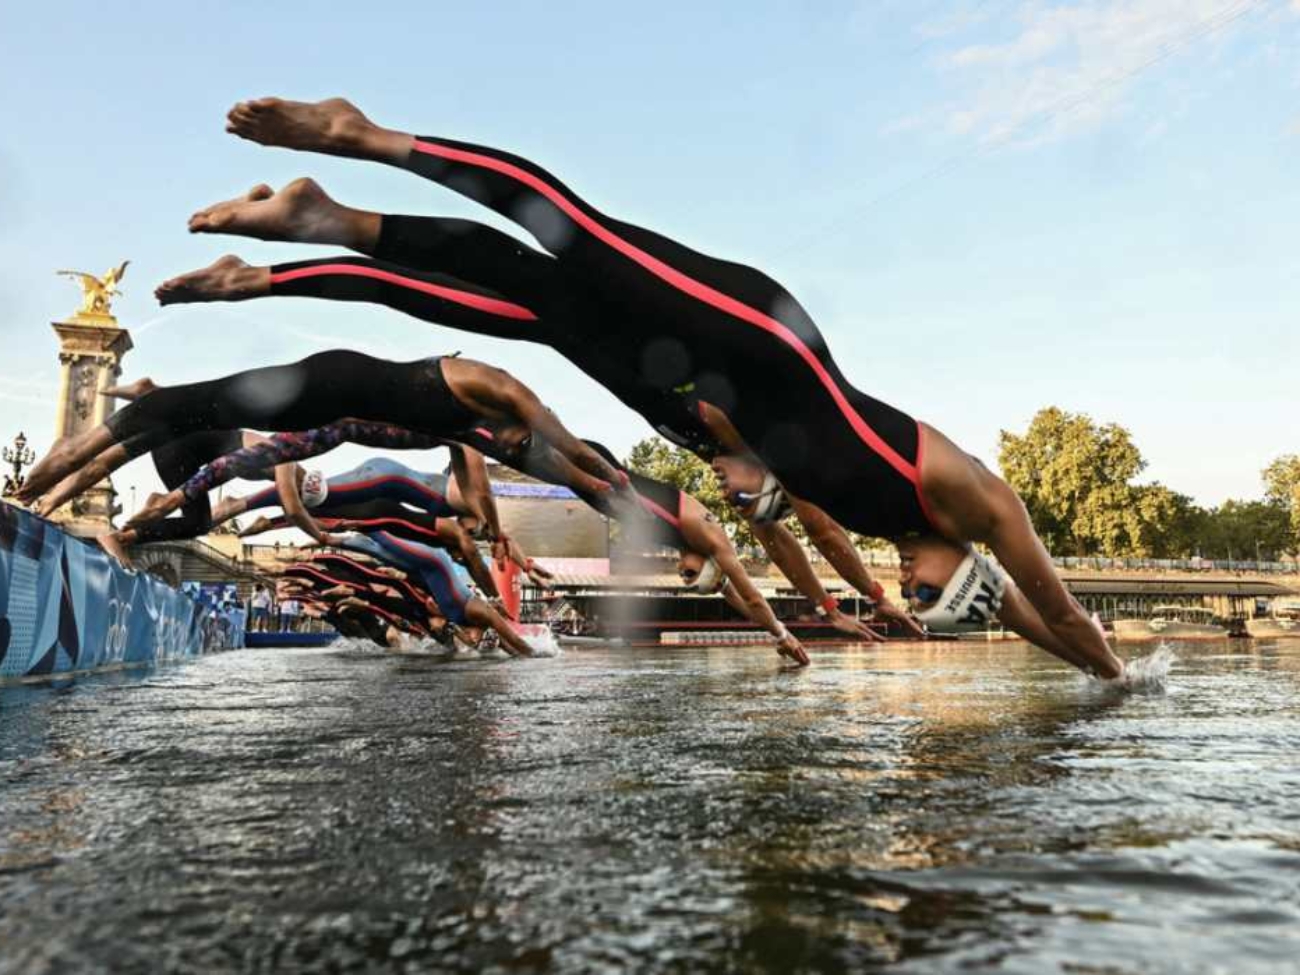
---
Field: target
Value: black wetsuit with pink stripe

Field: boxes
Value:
[265,137,931,538]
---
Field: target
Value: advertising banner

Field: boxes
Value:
[0,503,243,681]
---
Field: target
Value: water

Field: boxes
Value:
[1,639,1298,974]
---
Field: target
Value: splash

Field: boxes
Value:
[1103,645,1176,693]
[524,626,564,659]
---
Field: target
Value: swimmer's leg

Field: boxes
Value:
[33,443,131,516]
[18,426,121,503]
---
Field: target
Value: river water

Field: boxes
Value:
[1,639,1297,974]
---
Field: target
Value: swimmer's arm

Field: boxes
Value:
[751,520,882,643]
[984,480,1123,678]
[532,445,620,498]
[465,598,533,657]
[502,387,622,488]
[715,549,809,666]
[450,444,501,541]
[274,463,340,547]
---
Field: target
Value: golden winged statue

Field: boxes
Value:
[57,260,129,318]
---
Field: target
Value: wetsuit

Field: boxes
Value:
[293,554,435,624]
[284,561,432,634]
[338,532,475,624]
[132,430,264,543]
[104,351,476,462]
[264,136,932,536]
[242,456,456,518]
[260,499,455,549]
[178,422,445,502]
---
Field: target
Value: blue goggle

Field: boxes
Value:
[901,583,945,604]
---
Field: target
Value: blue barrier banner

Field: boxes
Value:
[0,503,242,681]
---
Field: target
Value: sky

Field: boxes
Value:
[1,0,1297,515]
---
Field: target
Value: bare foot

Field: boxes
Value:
[237,515,277,538]
[101,377,157,401]
[210,497,243,525]
[226,97,378,156]
[98,532,135,569]
[155,255,270,306]
[188,178,360,245]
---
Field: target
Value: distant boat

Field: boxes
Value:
[1245,599,1300,639]
[1112,605,1228,641]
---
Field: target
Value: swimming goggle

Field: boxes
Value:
[731,472,791,524]
[901,583,945,605]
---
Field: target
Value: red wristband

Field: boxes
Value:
[866,580,885,602]
[525,558,536,571]
[820,595,839,614]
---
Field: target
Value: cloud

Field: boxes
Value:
[902,1,1272,147]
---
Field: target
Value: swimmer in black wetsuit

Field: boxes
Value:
[157,96,1121,677]
[157,120,913,643]
[16,350,627,530]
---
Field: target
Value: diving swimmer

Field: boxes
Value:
[160,96,1121,677]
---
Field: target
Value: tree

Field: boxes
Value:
[998,407,1155,556]
[1262,454,1300,554]
[1199,499,1294,561]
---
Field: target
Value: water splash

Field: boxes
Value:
[1105,645,1176,693]
[524,627,563,659]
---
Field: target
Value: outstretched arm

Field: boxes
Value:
[464,598,534,657]
[274,463,343,547]
[983,480,1122,678]
[788,496,923,639]
[449,444,501,539]
[750,520,881,642]
[712,546,809,666]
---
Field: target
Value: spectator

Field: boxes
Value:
[280,597,302,633]
[249,584,272,633]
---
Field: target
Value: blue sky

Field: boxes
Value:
[1,0,1296,513]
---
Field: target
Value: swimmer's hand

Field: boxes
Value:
[777,632,810,667]
[126,489,185,527]
[318,532,347,548]
[827,607,885,642]
[870,598,925,639]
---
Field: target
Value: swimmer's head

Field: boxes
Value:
[710,455,791,524]
[897,536,1006,633]
[300,468,329,508]
[677,551,729,593]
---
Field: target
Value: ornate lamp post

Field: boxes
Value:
[2,431,37,496]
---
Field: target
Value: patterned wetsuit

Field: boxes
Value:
[104,351,475,463]
[179,422,445,502]
[262,136,933,536]
[132,430,265,544]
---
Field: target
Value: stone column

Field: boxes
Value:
[48,314,133,537]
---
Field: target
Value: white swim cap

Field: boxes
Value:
[746,472,791,524]
[301,469,329,508]
[914,550,1007,633]
[689,557,728,594]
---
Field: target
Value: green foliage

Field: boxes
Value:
[1000,408,1296,559]
[1262,454,1300,551]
